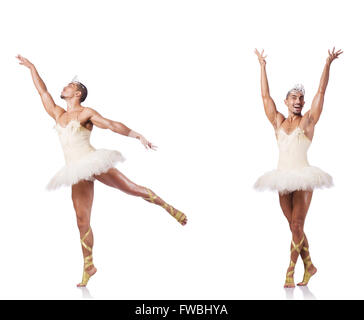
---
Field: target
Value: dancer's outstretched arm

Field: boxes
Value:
[254,49,283,129]
[308,47,343,124]
[85,107,157,150]
[16,55,65,120]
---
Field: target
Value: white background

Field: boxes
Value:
[0,0,362,300]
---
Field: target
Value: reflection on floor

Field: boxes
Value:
[78,287,93,299]
[284,286,316,300]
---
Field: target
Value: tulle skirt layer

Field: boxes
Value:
[47,149,125,190]
[254,166,333,194]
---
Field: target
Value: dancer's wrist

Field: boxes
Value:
[128,130,141,139]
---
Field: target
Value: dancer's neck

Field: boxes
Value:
[65,98,83,112]
[287,112,302,121]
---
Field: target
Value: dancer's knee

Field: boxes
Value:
[291,221,304,237]
[76,215,90,233]
[288,222,293,232]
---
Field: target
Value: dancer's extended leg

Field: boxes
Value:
[95,168,187,225]
[72,180,97,287]
[284,190,313,288]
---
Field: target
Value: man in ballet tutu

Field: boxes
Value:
[17,55,187,287]
[254,48,342,287]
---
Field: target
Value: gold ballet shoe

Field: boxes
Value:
[297,246,316,286]
[77,227,96,287]
[144,188,187,225]
[162,202,187,225]
[284,237,304,287]
[285,260,296,287]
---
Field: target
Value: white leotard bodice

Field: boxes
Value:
[48,120,125,190]
[55,120,95,164]
[276,127,311,170]
[254,126,332,193]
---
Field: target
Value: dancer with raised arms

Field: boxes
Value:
[254,47,342,287]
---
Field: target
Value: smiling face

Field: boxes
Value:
[60,82,82,101]
[284,90,305,115]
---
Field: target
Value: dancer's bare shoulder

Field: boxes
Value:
[300,112,315,140]
[54,106,67,119]
[76,106,97,129]
[78,106,112,130]
[275,112,286,130]
[79,106,99,118]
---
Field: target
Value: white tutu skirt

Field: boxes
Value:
[47,149,125,190]
[254,166,333,194]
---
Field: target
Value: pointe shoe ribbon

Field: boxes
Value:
[299,246,314,285]
[144,188,187,225]
[285,236,305,287]
[291,237,305,254]
[285,260,296,285]
[78,227,94,287]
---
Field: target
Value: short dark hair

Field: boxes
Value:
[75,82,88,102]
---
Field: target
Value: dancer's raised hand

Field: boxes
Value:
[128,129,157,150]
[254,48,267,66]
[139,135,158,150]
[16,54,33,68]
[326,47,343,64]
